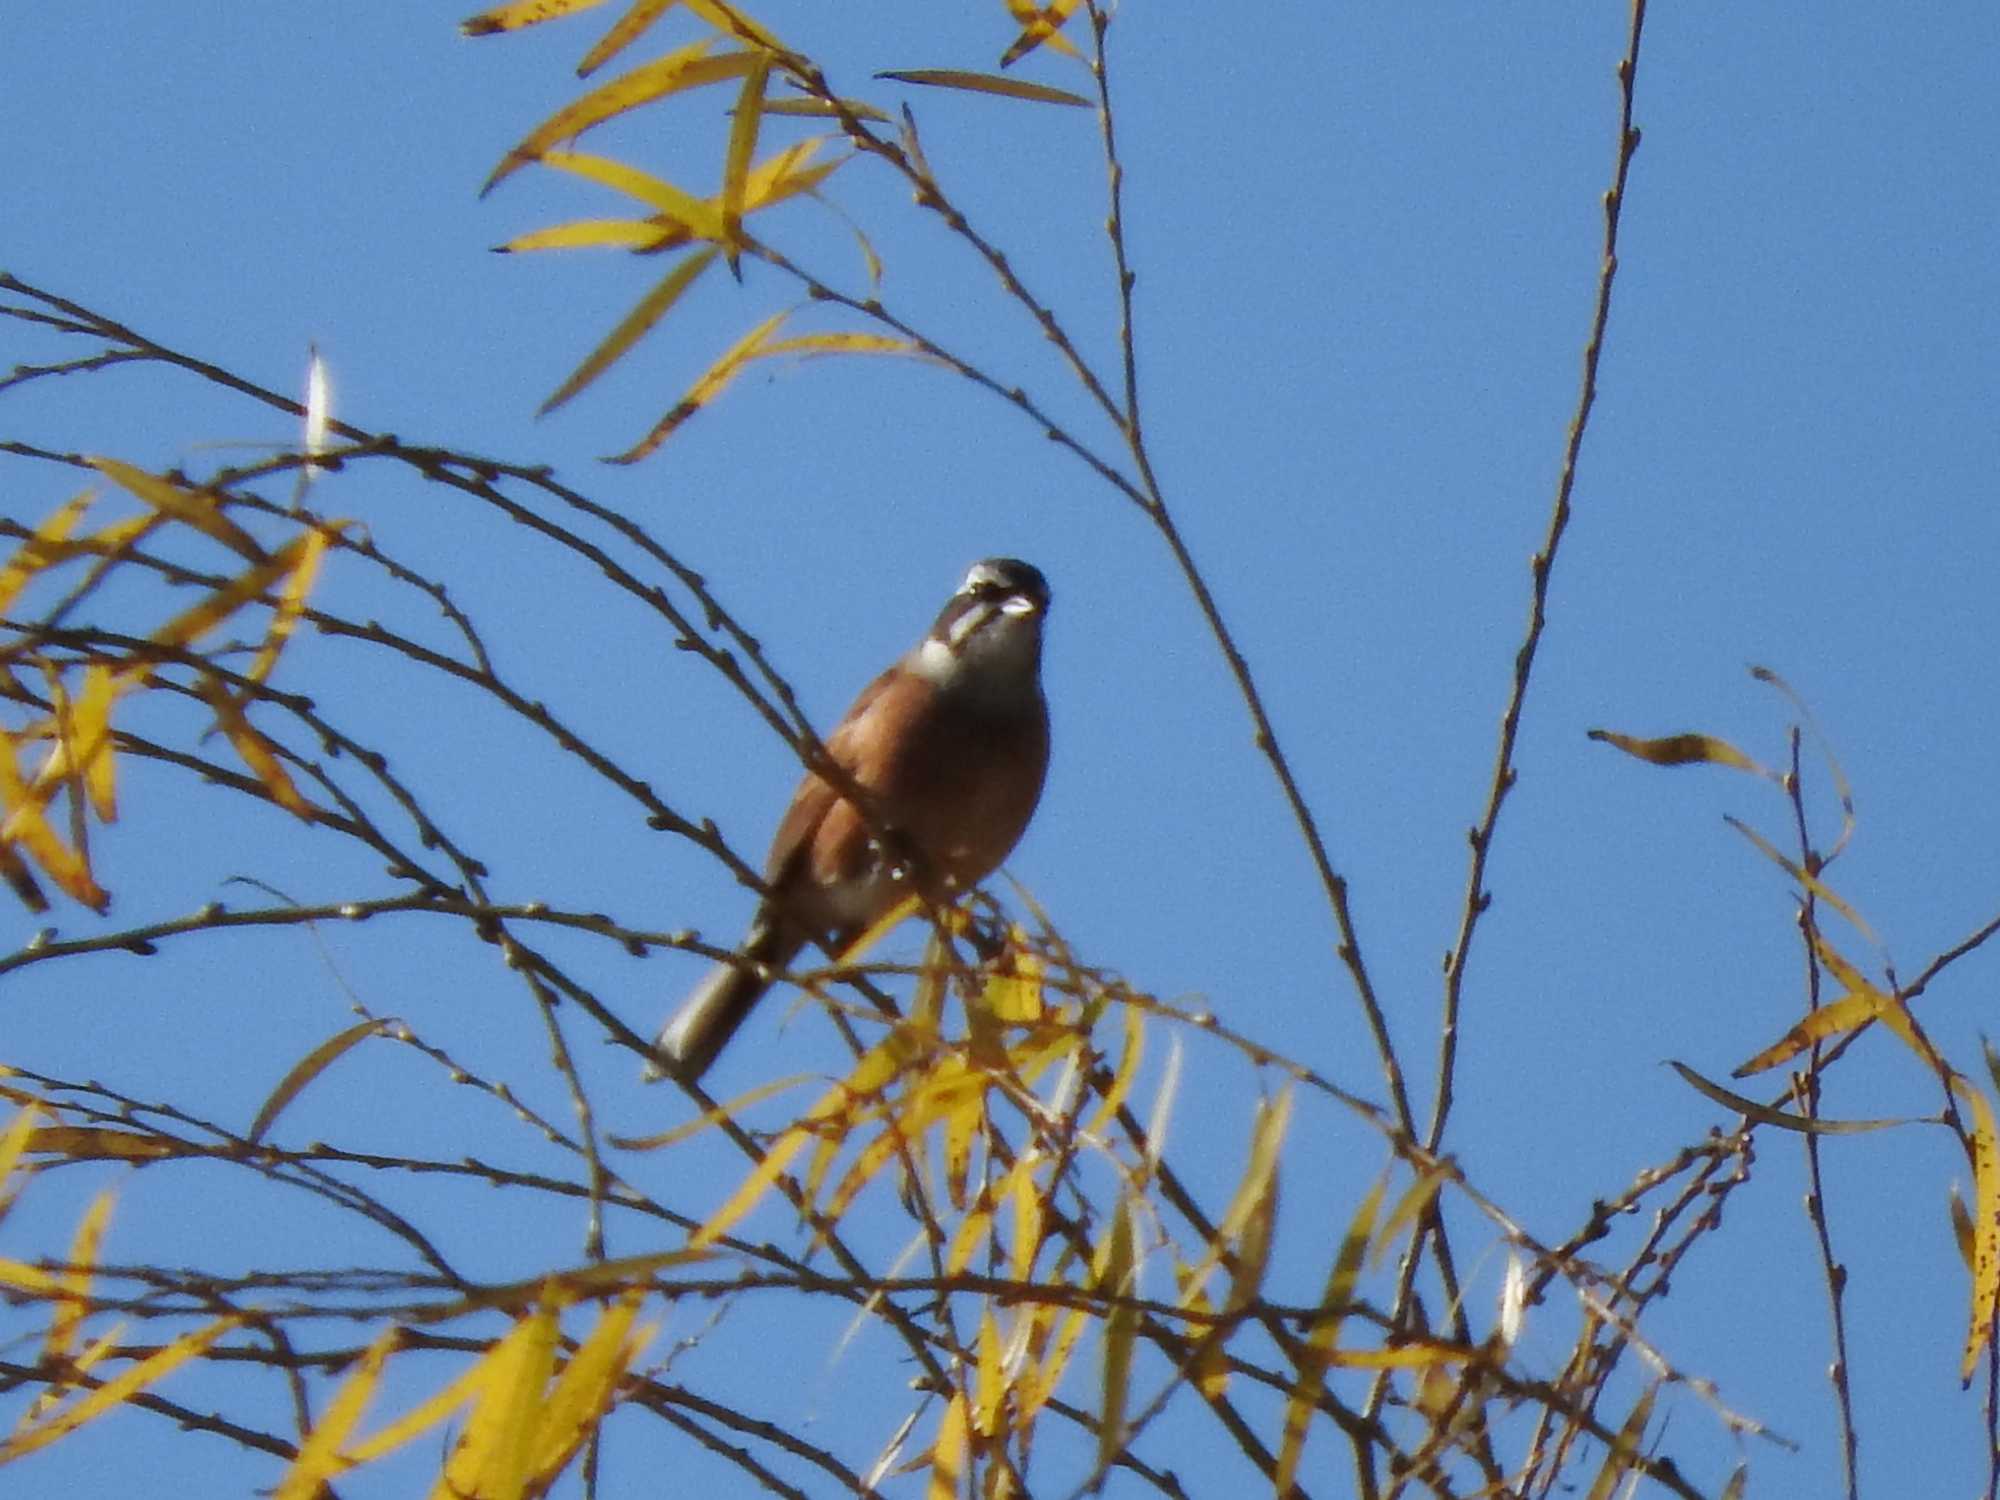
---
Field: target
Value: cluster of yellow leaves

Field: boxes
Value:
[0,1104,242,1469]
[463,0,1096,460]
[272,1289,654,1500]
[0,464,338,913]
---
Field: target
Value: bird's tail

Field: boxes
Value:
[645,918,801,1083]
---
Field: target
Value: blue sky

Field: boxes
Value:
[4,3,1998,1496]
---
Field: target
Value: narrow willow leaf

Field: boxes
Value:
[1668,1060,1912,1135]
[198,679,315,820]
[248,1020,388,1144]
[497,218,677,253]
[720,54,772,256]
[148,540,306,655]
[1095,1195,1138,1475]
[690,1117,813,1248]
[43,1190,113,1375]
[1719,1464,1749,1500]
[540,247,723,416]
[529,1294,653,1481]
[1008,1149,1044,1283]
[1369,1163,1447,1268]
[461,0,612,37]
[271,1329,399,1500]
[927,1389,968,1500]
[607,308,789,463]
[0,1315,240,1462]
[28,1126,187,1161]
[683,0,781,51]
[1277,1172,1386,1493]
[1082,998,1143,1138]
[1584,1382,1658,1500]
[538,150,726,239]
[245,523,334,688]
[763,96,891,122]
[877,69,1091,109]
[0,489,94,614]
[88,458,265,563]
[1724,814,1876,943]
[1732,991,1882,1077]
[576,0,678,74]
[1586,728,1766,776]
[973,1306,1005,1438]
[1323,1340,1471,1370]
[0,1105,45,1219]
[610,1070,813,1149]
[1956,1076,2000,1385]
[441,1301,560,1500]
[484,44,763,195]
[0,736,106,912]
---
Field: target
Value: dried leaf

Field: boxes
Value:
[877,69,1091,109]
[1094,1194,1138,1473]
[1731,992,1884,1078]
[0,1315,240,1462]
[1668,1060,1911,1135]
[1277,1172,1385,1493]
[1000,0,1085,66]
[0,489,95,615]
[248,1020,389,1144]
[1586,728,1766,776]
[271,1329,399,1500]
[927,1389,968,1500]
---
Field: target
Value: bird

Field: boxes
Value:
[649,557,1052,1083]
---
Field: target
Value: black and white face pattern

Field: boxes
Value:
[912,558,1050,694]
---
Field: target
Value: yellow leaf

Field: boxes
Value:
[540,248,723,417]
[1181,1283,1228,1399]
[981,937,1043,1025]
[483,44,761,195]
[1586,728,1766,776]
[0,1104,45,1214]
[607,308,789,463]
[529,1292,653,1479]
[1956,1075,2000,1384]
[720,54,773,255]
[1725,815,1877,944]
[1000,0,1085,66]
[1083,998,1142,1137]
[249,1020,388,1144]
[689,1117,813,1249]
[439,1301,560,1500]
[0,1258,60,1296]
[344,1352,487,1464]
[1277,1172,1385,1494]
[538,150,727,240]
[577,0,678,75]
[43,1190,113,1374]
[682,0,780,51]
[877,69,1091,109]
[244,523,333,689]
[1370,1164,1447,1267]
[461,0,611,37]
[0,732,107,912]
[0,489,95,615]
[198,679,316,821]
[1585,1382,1658,1500]
[973,1305,1005,1438]
[87,458,265,563]
[69,666,119,822]
[1322,1339,1471,1370]
[0,1315,240,1462]
[1094,1195,1138,1473]
[497,218,678,253]
[271,1328,399,1500]
[1211,1089,1292,1309]
[927,1389,967,1500]
[1732,991,1883,1078]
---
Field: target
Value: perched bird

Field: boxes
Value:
[649,558,1052,1082]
